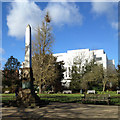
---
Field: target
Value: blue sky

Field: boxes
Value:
[1,1,118,69]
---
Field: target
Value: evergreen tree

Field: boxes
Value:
[3,56,21,92]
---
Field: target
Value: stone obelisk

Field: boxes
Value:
[17,25,40,107]
[21,24,32,89]
[25,24,32,68]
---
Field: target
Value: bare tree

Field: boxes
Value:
[32,12,55,94]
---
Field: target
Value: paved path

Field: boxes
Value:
[2,102,119,119]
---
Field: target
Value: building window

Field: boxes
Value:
[96,57,102,61]
[93,55,96,59]
[69,67,71,77]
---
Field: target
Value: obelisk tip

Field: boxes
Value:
[27,24,30,28]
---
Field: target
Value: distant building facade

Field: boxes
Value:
[53,49,115,88]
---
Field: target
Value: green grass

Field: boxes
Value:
[2,93,16,101]
[1,92,120,105]
[96,91,120,97]
[38,93,120,105]
[38,93,83,103]
[1,93,15,96]
[38,93,84,97]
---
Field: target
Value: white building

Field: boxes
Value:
[53,49,115,88]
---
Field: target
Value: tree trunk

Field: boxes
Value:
[39,83,42,95]
[103,83,105,92]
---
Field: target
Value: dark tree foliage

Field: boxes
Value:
[117,65,120,89]
[3,56,21,92]
[51,59,65,92]
[70,66,81,92]
[4,56,21,71]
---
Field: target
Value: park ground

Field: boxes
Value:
[2,102,120,120]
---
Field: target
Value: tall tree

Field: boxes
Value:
[32,12,55,94]
[3,56,21,92]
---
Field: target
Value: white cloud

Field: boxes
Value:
[0,58,7,69]
[0,48,5,54]
[7,0,83,39]
[7,0,43,39]
[0,58,7,63]
[91,2,118,30]
[111,22,118,29]
[46,2,83,26]
[91,2,113,14]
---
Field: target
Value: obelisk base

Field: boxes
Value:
[16,68,41,107]
[16,89,40,107]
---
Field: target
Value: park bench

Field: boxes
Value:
[63,90,72,94]
[48,91,54,94]
[87,90,95,94]
[82,94,110,105]
[4,91,10,94]
[117,90,120,94]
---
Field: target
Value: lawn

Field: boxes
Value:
[2,93,16,101]
[38,93,84,103]
[1,92,120,105]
